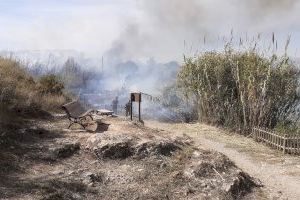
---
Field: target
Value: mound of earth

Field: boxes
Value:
[84,127,261,199]
[0,116,262,200]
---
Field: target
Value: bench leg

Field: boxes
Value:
[68,122,75,129]
[68,122,86,129]
[79,123,86,129]
[68,117,87,130]
[89,115,93,121]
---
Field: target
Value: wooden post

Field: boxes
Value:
[138,93,141,122]
[130,92,142,121]
[130,100,133,121]
[283,134,287,154]
[296,135,300,153]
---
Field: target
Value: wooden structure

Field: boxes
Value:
[96,109,113,116]
[253,127,300,154]
[62,100,95,129]
[130,92,142,121]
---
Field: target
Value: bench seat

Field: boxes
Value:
[62,100,96,129]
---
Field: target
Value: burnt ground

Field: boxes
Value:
[0,115,262,200]
[147,121,300,200]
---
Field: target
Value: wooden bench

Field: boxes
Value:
[62,100,95,129]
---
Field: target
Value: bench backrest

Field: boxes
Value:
[62,100,87,118]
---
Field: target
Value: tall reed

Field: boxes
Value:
[178,46,300,134]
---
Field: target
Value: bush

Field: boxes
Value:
[160,85,198,122]
[177,48,300,133]
[0,58,37,110]
[38,74,64,95]
[0,57,68,116]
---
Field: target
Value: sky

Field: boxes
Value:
[0,0,137,56]
[0,0,300,62]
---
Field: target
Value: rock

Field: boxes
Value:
[222,171,261,198]
[95,141,134,159]
[82,172,104,186]
[193,161,219,178]
[135,141,181,158]
[52,170,64,175]
[91,133,183,160]
[189,151,234,178]
[160,162,168,169]
[186,187,196,196]
[50,142,80,159]
[181,149,262,199]
[67,170,75,175]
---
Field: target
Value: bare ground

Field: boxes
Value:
[146,121,300,200]
[0,115,264,200]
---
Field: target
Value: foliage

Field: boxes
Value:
[177,48,300,133]
[60,57,98,91]
[38,74,64,95]
[159,84,198,122]
[0,57,68,116]
[0,58,37,109]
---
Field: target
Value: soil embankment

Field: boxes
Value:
[0,115,262,199]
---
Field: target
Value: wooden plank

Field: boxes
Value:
[283,134,287,154]
[292,134,294,154]
[297,138,300,154]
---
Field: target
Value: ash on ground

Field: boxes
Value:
[83,117,261,200]
[0,116,262,200]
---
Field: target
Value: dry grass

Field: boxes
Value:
[38,94,68,112]
[0,57,68,117]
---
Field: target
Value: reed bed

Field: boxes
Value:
[177,44,300,134]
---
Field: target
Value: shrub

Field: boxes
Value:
[160,84,198,122]
[38,74,64,95]
[0,58,37,110]
[177,48,300,133]
[0,57,68,116]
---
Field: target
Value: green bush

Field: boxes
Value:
[177,48,300,133]
[38,74,64,95]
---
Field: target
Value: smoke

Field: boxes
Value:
[2,1,300,61]
[105,0,300,62]
[96,0,300,121]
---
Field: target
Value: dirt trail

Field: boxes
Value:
[146,121,300,200]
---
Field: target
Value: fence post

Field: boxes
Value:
[283,134,287,154]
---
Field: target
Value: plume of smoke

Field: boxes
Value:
[105,0,300,62]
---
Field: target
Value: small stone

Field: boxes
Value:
[50,142,80,159]
[201,183,207,187]
[67,170,75,175]
[160,162,167,168]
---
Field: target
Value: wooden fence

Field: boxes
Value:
[252,127,300,154]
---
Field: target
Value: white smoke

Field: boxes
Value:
[105,0,300,61]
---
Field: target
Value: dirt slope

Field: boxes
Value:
[0,116,261,200]
[146,121,300,200]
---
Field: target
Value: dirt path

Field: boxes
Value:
[145,121,300,200]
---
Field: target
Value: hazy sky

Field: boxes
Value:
[0,0,137,54]
[0,0,300,61]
